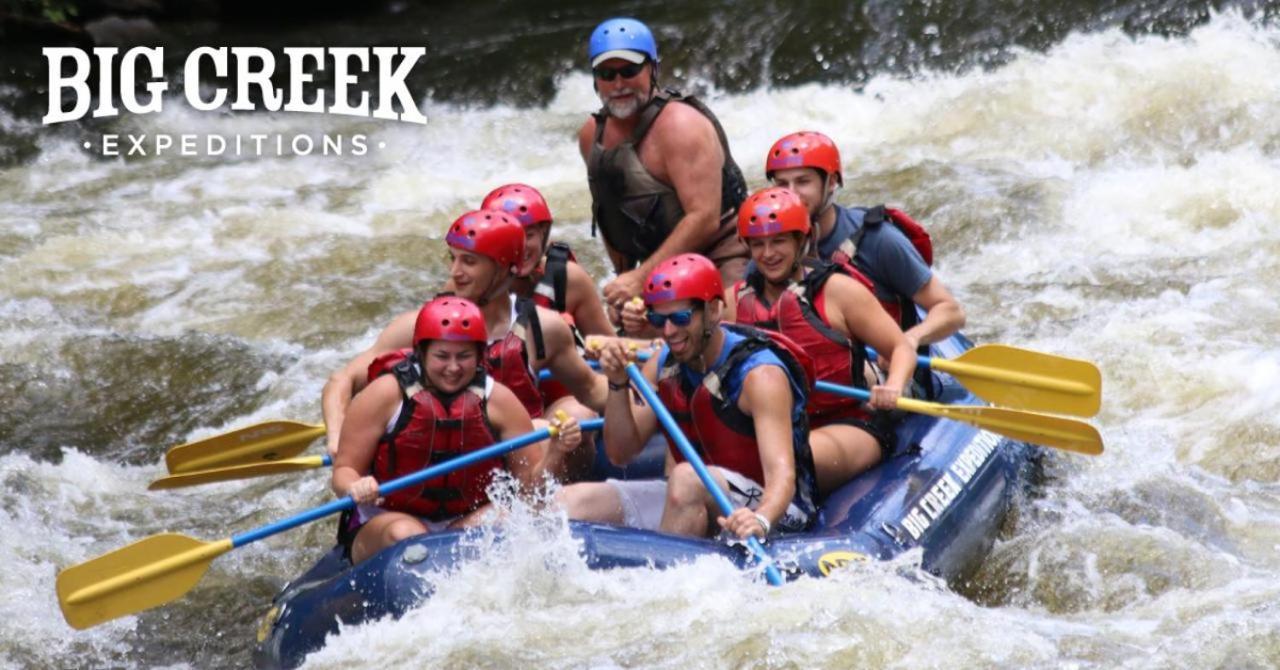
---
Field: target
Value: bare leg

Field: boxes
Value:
[351,512,428,564]
[658,462,728,538]
[553,482,627,524]
[809,424,883,498]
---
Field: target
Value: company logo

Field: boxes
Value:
[44,46,428,157]
[817,550,868,576]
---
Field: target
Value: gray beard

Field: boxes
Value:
[601,89,648,119]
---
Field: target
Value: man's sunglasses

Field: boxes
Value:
[646,308,696,328]
[593,61,647,82]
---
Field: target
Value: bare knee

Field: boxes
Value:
[665,463,706,509]
[554,482,622,523]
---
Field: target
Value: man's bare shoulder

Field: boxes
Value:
[649,99,715,140]
[379,309,418,349]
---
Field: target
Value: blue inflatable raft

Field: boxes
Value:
[252,334,1039,669]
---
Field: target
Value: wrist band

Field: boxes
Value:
[608,380,629,391]
[753,512,771,536]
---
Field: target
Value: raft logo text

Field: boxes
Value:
[42,46,428,157]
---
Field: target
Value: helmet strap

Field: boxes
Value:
[816,172,838,219]
[474,267,509,307]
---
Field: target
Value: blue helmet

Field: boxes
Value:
[588,18,659,67]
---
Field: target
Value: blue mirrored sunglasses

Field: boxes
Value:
[646,308,695,328]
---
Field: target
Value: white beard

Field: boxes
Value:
[601,89,648,119]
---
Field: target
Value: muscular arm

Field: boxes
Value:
[601,351,660,466]
[321,310,417,456]
[633,104,726,278]
[907,275,966,348]
[330,375,401,498]
[566,261,614,336]
[537,305,609,411]
[740,365,798,527]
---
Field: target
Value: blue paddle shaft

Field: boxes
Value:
[815,380,870,401]
[231,419,604,547]
[624,364,784,586]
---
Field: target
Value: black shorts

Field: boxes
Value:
[817,412,897,461]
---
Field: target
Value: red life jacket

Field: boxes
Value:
[365,296,546,419]
[373,356,502,520]
[656,325,818,507]
[733,261,873,426]
[487,297,546,418]
[831,205,933,328]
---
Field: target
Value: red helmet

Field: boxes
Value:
[481,183,553,228]
[737,187,810,238]
[414,296,487,348]
[445,209,525,272]
[765,131,842,185]
[643,253,723,307]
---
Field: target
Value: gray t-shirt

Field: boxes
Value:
[817,204,932,304]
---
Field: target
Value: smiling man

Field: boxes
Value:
[556,253,818,541]
[578,17,750,324]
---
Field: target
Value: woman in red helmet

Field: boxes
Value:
[332,296,582,564]
[727,187,916,496]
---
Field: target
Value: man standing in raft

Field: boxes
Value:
[727,187,916,496]
[766,131,965,393]
[332,297,582,564]
[560,253,817,540]
[580,17,751,321]
[322,210,607,480]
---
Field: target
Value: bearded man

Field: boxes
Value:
[578,17,750,323]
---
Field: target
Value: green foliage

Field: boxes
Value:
[2,0,81,23]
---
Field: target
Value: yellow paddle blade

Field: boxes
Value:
[897,397,1103,456]
[936,345,1102,417]
[165,421,326,474]
[148,456,330,490]
[57,534,233,630]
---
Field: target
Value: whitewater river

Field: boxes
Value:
[1,6,1278,669]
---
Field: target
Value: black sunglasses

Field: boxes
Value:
[593,61,647,82]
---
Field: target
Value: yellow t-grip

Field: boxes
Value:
[548,409,571,437]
